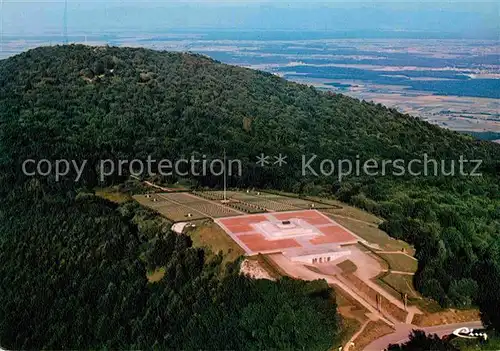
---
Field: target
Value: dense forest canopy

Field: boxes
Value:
[0,189,339,349]
[0,45,499,346]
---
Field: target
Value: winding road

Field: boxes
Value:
[267,253,482,351]
[363,321,483,350]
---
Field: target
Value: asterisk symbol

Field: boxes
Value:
[256,153,270,167]
[274,154,288,167]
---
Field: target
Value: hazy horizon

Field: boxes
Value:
[1,1,498,39]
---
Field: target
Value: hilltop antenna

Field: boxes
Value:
[63,0,68,44]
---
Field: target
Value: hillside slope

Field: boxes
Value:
[0,45,499,329]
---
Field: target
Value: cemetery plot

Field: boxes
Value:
[186,201,241,218]
[155,203,207,222]
[133,195,207,222]
[228,202,266,214]
[137,190,341,222]
[197,191,333,212]
[159,192,201,204]
[134,193,240,220]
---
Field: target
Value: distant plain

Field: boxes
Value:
[2,32,499,135]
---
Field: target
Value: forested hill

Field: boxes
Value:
[1,45,498,179]
[0,45,499,344]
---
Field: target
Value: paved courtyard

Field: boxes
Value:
[215,210,359,255]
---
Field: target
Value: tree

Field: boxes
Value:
[93,61,106,75]
[387,330,458,351]
[475,258,500,331]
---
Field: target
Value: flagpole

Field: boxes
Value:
[223,149,227,202]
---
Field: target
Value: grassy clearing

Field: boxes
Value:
[147,267,166,283]
[381,273,419,298]
[411,298,445,315]
[378,253,418,273]
[375,273,407,302]
[375,273,445,314]
[351,320,394,351]
[361,243,420,305]
[258,190,339,209]
[319,200,382,225]
[336,317,362,350]
[333,216,414,254]
[337,260,358,274]
[412,308,480,327]
[95,187,132,204]
[186,221,244,265]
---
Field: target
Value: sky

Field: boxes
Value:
[1,1,498,39]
